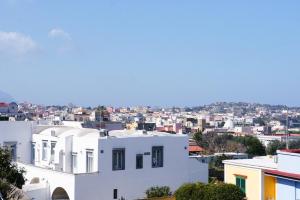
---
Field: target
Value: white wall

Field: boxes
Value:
[188,157,208,183]
[0,121,33,163]
[22,130,208,200]
[73,135,204,200]
[32,129,99,174]
[278,151,300,174]
[19,163,75,200]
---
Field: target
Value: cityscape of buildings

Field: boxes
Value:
[1,100,300,199]
[1,1,300,199]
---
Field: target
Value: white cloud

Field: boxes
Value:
[48,28,71,40]
[0,31,38,56]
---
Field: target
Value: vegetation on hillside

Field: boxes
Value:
[193,131,266,157]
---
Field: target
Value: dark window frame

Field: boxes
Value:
[113,189,118,199]
[112,148,125,171]
[136,154,143,169]
[152,146,164,168]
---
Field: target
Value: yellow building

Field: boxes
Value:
[264,175,276,200]
[223,157,277,200]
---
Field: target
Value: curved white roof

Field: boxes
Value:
[36,126,99,138]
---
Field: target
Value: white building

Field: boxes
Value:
[0,121,34,163]
[1,123,208,200]
[256,134,300,147]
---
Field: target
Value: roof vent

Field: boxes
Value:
[142,130,147,135]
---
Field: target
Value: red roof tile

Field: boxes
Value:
[188,145,204,152]
[0,102,8,107]
[265,169,300,181]
[280,149,300,154]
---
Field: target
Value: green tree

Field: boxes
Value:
[193,131,208,149]
[235,136,266,157]
[266,139,300,155]
[289,139,300,149]
[0,148,26,199]
[193,132,246,155]
[266,140,285,155]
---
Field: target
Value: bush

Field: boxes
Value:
[146,186,171,198]
[174,183,207,200]
[175,182,245,200]
[206,183,245,200]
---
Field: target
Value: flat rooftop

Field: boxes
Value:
[107,130,186,138]
[223,156,277,170]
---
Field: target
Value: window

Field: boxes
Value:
[152,146,163,168]
[31,142,36,164]
[71,153,78,173]
[4,142,17,161]
[113,189,118,199]
[42,141,48,161]
[86,150,94,173]
[236,176,246,194]
[50,141,56,161]
[136,154,143,169]
[112,148,125,171]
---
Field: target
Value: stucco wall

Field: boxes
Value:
[94,136,190,200]
[73,135,207,200]
[18,163,76,200]
[0,121,33,163]
[188,157,208,183]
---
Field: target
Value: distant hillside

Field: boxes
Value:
[0,90,14,102]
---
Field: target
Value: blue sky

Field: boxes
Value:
[0,0,300,107]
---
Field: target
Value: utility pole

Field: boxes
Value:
[286,110,289,149]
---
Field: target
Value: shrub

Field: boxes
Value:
[205,183,245,200]
[146,186,171,198]
[175,182,245,200]
[174,183,207,200]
